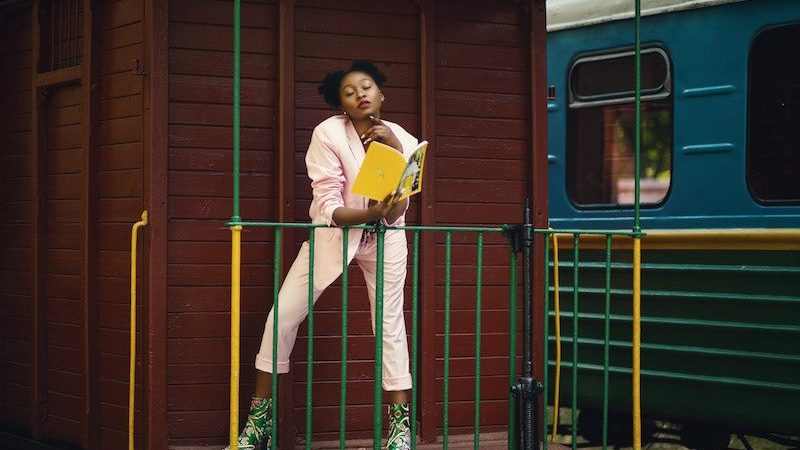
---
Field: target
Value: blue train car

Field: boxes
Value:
[545,0,800,443]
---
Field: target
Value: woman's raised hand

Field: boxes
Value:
[361,115,403,150]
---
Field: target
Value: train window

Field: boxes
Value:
[567,48,672,207]
[747,23,800,204]
[571,49,670,104]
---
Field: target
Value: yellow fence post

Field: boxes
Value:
[230,225,243,450]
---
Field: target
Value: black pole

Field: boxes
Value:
[523,199,535,449]
[509,199,543,449]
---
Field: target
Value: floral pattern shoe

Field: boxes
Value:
[223,396,273,450]
[386,403,411,450]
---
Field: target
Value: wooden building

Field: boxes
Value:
[0,0,548,448]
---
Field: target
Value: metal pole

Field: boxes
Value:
[523,201,533,450]
[231,0,241,222]
[229,225,242,450]
[373,226,386,450]
[632,1,644,449]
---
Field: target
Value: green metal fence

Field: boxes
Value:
[226,220,643,450]
[228,221,524,450]
[541,231,643,450]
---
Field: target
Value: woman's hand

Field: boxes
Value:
[360,115,403,151]
[384,196,409,225]
[367,192,400,221]
[332,192,399,226]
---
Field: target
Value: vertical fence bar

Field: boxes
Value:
[411,230,420,450]
[228,225,242,450]
[340,228,349,450]
[633,0,642,233]
[271,228,281,450]
[551,234,563,444]
[603,235,612,450]
[443,231,452,450]
[633,1,643,449]
[571,234,579,450]
[231,0,241,222]
[474,232,483,450]
[632,237,642,450]
[542,232,551,450]
[507,244,518,450]
[373,227,386,450]
[229,3,242,448]
[522,203,534,450]
[306,230,315,450]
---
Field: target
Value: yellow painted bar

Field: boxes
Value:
[552,229,800,251]
[129,211,148,450]
[632,237,642,450]
[230,226,243,450]
[550,233,562,443]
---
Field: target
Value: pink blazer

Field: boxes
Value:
[305,114,419,288]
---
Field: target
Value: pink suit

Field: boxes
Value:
[255,115,418,391]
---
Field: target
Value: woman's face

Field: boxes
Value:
[339,71,384,120]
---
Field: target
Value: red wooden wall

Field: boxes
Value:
[165,0,536,446]
[1,6,35,436]
[0,0,546,448]
[44,82,87,446]
[165,0,278,445]
[96,0,146,448]
[431,2,529,435]
[0,0,147,448]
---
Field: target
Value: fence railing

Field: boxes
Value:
[226,219,644,450]
[542,230,643,450]
[228,221,521,450]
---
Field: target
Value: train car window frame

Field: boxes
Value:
[566,46,674,209]
[746,22,800,205]
[569,47,672,109]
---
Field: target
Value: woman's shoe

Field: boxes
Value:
[223,396,273,450]
[386,403,411,450]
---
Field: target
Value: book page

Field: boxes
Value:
[351,142,407,201]
[396,141,428,200]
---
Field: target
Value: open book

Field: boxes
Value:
[351,140,428,201]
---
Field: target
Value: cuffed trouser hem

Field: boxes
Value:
[382,374,412,392]
[255,358,291,374]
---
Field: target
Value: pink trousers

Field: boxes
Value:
[254,230,412,391]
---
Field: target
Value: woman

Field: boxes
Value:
[226,60,416,450]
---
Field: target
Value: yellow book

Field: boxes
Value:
[351,140,429,201]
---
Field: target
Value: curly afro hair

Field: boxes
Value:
[318,59,388,109]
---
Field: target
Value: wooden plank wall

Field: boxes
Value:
[166,0,533,446]
[432,1,528,435]
[0,0,539,447]
[166,0,278,445]
[0,6,35,435]
[0,0,146,447]
[96,0,146,448]
[43,82,86,446]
